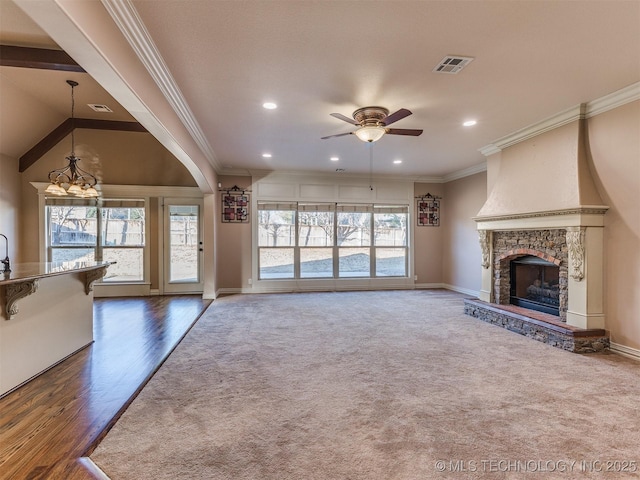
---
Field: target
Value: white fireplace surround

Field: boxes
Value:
[475,207,608,330]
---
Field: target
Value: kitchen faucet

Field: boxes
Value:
[0,234,10,273]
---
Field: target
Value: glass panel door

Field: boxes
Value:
[163,199,203,293]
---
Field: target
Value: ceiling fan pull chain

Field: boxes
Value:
[369,143,374,191]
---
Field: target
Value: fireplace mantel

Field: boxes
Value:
[474,205,608,231]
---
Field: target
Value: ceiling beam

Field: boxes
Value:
[0,45,85,72]
[19,118,147,172]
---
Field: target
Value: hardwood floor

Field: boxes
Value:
[0,295,211,480]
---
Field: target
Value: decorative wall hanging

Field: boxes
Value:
[221,185,250,223]
[416,193,441,226]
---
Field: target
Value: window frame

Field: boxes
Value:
[45,198,148,284]
[257,202,409,281]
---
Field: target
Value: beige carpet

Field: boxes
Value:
[91,290,640,479]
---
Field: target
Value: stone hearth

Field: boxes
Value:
[464,298,609,353]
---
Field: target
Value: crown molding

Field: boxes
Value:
[442,162,487,183]
[479,82,640,157]
[585,81,640,118]
[217,165,486,184]
[478,144,501,157]
[247,168,420,184]
[479,104,586,156]
[101,0,220,171]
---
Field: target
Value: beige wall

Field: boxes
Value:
[413,182,444,285]
[215,176,252,292]
[586,100,640,350]
[442,172,487,294]
[0,154,21,262]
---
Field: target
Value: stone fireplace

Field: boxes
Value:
[494,229,566,319]
[464,109,610,352]
[509,255,560,316]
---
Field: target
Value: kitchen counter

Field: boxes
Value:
[0,261,112,396]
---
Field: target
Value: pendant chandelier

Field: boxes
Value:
[45,80,99,198]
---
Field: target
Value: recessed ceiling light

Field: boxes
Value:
[263,102,277,110]
[393,159,402,164]
[463,120,477,127]
[330,156,339,162]
[262,153,272,158]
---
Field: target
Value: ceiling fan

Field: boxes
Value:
[321,106,423,143]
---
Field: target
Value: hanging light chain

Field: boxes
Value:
[45,80,99,198]
[69,79,77,156]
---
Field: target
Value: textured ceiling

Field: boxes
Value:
[2,0,640,179]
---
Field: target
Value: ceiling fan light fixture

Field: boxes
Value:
[355,126,385,143]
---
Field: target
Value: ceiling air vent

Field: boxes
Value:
[88,104,113,113]
[433,56,474,74]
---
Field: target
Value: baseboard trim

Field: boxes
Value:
[149,289,160,296]
[216,283,480,296]
[215,288,243,296]
[443,284,479,297]
[414,283,446,290]
[610,342,640,361]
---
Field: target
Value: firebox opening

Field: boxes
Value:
[510,255,560,316]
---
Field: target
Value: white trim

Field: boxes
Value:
[77,457,111,480]
[478,144,502,157]
[442,162,487,183]
[149,288,160,296]
[479,82,640,156]
[37,192,46,262]
[443,283,479,297]
[474,206,608,230]
[101,0,220,171]
[414,283,446,290]
[479,105,585,155]
[161,197,205,294]
[585,82,640,118]
[222,167,482,185]
[610,342,640,361]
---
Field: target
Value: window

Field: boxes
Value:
[258,203,296,279]
[337,206,372,277]
[257,202,408,280]
[374,207,408,277]
[299,204,334,278]
[46,198,146,282]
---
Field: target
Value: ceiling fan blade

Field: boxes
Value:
[321,132,354,140]
[385,128,423,136]
[383,108,412,126]
[330,112,359,125]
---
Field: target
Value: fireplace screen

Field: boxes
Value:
[510,256,560,316]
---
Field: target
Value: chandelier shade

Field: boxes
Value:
[45,80,99,198]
